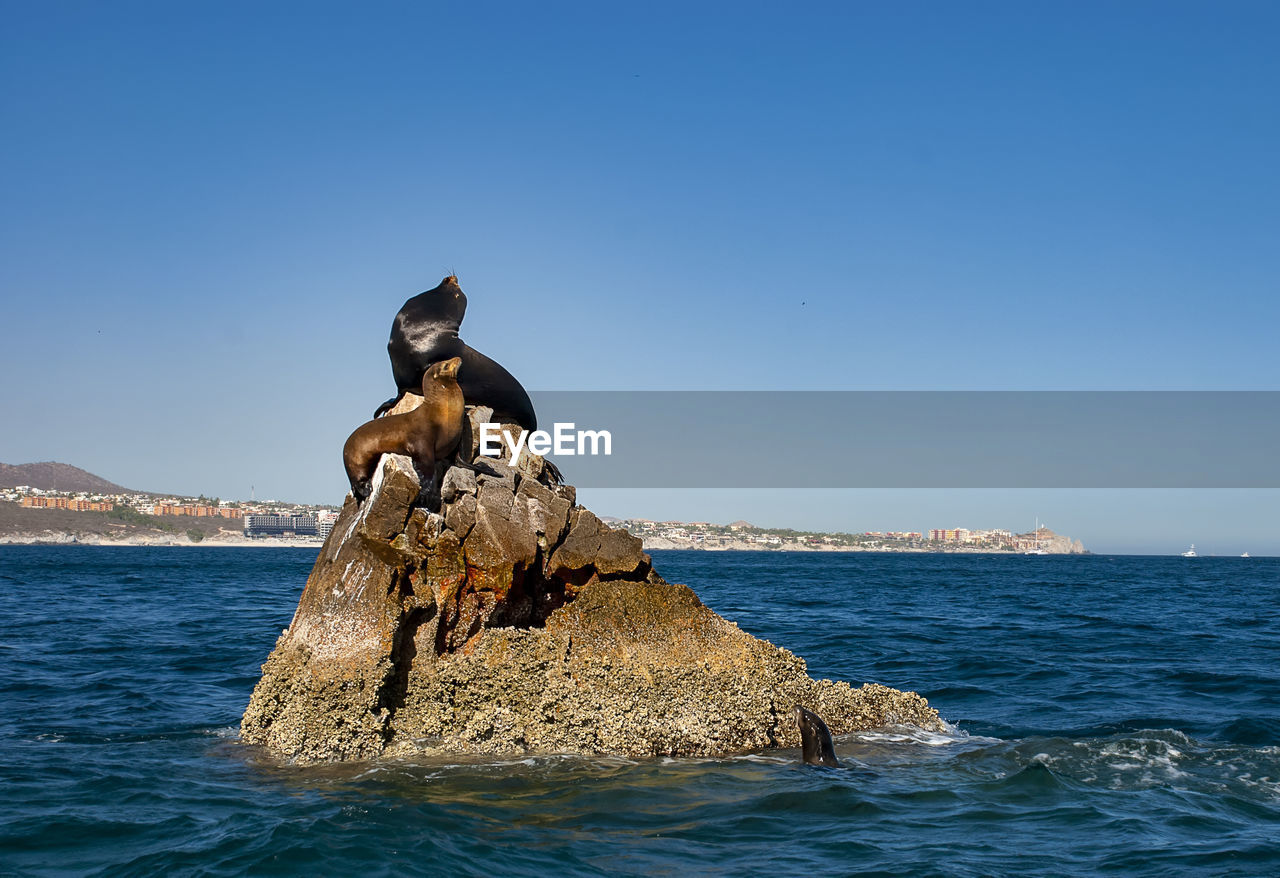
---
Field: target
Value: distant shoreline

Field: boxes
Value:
[0,538,1087,554]
[637,534,1086,555]
[0,535,323,548]
[642,541,1081,554]
[0,540,1267,557]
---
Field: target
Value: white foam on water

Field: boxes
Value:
[852,722,1001,748]
[1024,729,1219,790]
[387,751,640,774]
[730,753,792,765]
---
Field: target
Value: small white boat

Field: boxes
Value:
[1241,552,1250,558]
[1181,544,1198,557]
[1023,518,1049,555]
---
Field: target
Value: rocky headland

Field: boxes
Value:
[241,405,943,764]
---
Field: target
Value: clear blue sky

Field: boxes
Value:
[2,2,1278,553]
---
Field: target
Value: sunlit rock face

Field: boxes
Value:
[241,408,943,764]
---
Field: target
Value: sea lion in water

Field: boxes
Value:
[374,275,538,430]
[344,357,465,501]
[794,705,840,767]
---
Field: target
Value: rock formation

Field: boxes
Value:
[1030,528,1087,555]
[241,406,943,763]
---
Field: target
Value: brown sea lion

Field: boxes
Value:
[344,357,465,501]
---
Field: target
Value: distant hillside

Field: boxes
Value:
[0,462,131,494]
[0,500,242,544]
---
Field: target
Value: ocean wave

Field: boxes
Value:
[849,721,1000,748]
[1004,728,1280,798]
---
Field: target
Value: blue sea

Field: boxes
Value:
[1,548,1278,876]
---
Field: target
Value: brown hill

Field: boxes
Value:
[0,462,131,494]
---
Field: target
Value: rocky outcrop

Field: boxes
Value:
[1022,528,1087,555]
[241,408,943,763]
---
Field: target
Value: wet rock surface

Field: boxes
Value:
[241,408,943,763]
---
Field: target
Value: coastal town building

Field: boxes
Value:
[318,514,337,541]
[149,503,243,519]
[21,496,114,512]
[244,513,320,537]
[3,482,341,544]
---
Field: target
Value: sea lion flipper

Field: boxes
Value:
[542,460,564,486]
[374,394,402,419]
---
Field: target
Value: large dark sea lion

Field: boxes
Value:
[374,275,538,430]
[345,357,465,501]
[794,705,840,767]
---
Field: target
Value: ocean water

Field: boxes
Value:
[1,548,1278,876]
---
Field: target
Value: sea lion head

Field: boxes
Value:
[792,705,809,738]
[427,356,463,382]
[793,704,840,767]
[415,275,467,326]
